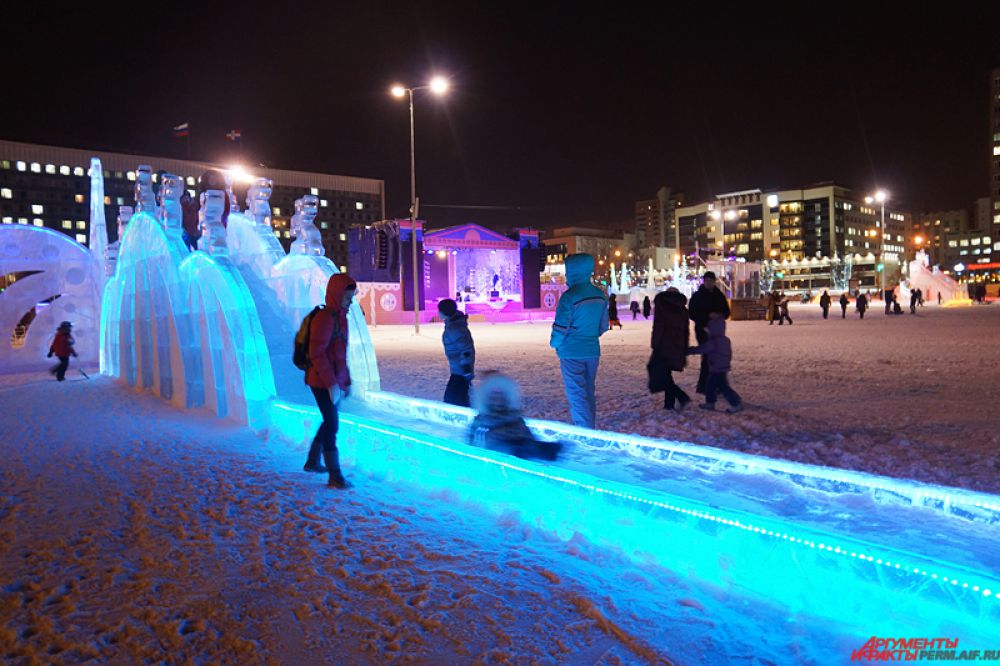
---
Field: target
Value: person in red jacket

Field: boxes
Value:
[48,321,77,381]
[305,273,356,488]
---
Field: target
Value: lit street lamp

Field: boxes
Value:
[865,190,888,294]
[391,76,450,334]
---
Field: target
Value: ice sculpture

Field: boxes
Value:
[619,262,630,292]
[88,157,108,283]
[157,174,184,241]
[200,190,228,256]
[1,225,100,370]
[224,171,240,213]
[907,251,962,303]
[104,205,132,278]
[609,262,618,293]
[289,195,323,256]
[134,165,156,214]
[246,178,273,228]
[646,257,655,290]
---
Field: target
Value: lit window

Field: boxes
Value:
[274,207,281,215]
[321,222,328,229]
[73,166,84,176]
[2,217,11,224]
[340,265,347,272]
[30,162,41,173]
[15,160,26,171]
[18,218,27,225]
[0,188,11,199]
[75,234,87,244]
[31,204,43,214]
[994,146,1000,156]
[0,160,8,169]
[76,221,86,230]
[59,165,70,175]
[127,171,136,181]
[114,171,123,179]
[33,219,43,227]
[310,187,319,195]
[283,231,290,238]
[274,230,281,238]
[960,240,969,247]
[984,237,992,244]
[355,202,364,210]
[74,194,84,203]
[186,176,195,186]
[61,220,72,229]
[960,250,968,255]
[187,190,195,198]
[104,196,111,205]
[971,238,980,246]
[116,197,124,205]
[45,164,55,174]
[948,240,958,247]
[321,199,328,207]
[339,233,346,241]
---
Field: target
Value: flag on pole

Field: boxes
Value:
[225,129,242,141]
[172,122,189,137]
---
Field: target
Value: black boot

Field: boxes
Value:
[323,449,350,489]
[303,439,327,473]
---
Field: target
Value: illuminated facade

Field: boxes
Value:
[0,139,384,272]
[634,186,684,248]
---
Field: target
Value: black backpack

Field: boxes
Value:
[293,306,324,371]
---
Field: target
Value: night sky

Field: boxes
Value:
[3,3,998,231]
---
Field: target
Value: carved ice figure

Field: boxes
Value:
[201,190,228,256]
[158,173,184,240]
[246,178,274,228]
[88,157,108,281]
[134,165,157,214]
[224,171,240,213]
[104,205,133,277]
[289,195,324,256]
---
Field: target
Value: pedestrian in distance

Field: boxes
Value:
[857,291,868,319]
[550,254,609,429]
[180,191,200,252]
[608,294,623,329]
[909,289,918,314]
[768,291,780,325]
[778,294,793,325]
[630,299,640,320]
[688,271,731,394]
[917,288,924,307]
[48,321,77,381]
[649,288,691,412]
[437,298,475,407]
[688,318,742,413]
[642,295,652,320]
[819,290,831,319]
[839,292,849,318]
[301,273,356,488]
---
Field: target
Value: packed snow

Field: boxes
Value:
[1,373,868,665]
[373,302,1000,495]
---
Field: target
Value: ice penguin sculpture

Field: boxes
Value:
[157,173,185,240]
[246,178,274,228]
[289,194,324,256]
[104,205,133,276]
[134,165,156,215]
[200,190,228,256]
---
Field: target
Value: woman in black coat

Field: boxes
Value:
[650,288,691,411]
[642,295,652,319]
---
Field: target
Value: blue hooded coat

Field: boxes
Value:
[550,254,609,359]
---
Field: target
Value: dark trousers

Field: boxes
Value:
[52,356,70,381]
[309,386,340,454]
[663,373,690,410]
[443,374,471,407]
[778,312,793,325]
[841,305,847,318]
[705,372,741,407]
[821,306,829,319]
[696,355,709,394]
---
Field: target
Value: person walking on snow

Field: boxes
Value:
[304,273,356,488]
[688,318,742,413]
[767,291,780,325]
[909,289,918,314]
[856,291,868,319]
[48,321,77,381]
[839,292,849,318]
[777,294,793,325]
[642,295,652,319]
[819,290,831,319]
[688,271,730,394]
[650,288,691,412]
[629,299,640,320]
[608,294,623,329]
[438,298,475,407]
[550,254,609,429]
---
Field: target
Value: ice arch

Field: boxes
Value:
[0,226,100,370]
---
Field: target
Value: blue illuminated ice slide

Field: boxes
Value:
[101,180,1000,644]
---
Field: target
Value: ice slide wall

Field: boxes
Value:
[100,205,379,429]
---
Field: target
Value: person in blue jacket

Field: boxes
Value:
[550,254,609,428]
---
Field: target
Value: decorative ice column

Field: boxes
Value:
[620,262,630,292]
[134,165,156,214]
[104,205,133,277]
[88,158,108,278]
[246,178,274,228]
[289,195,324,256]
[647,257,655,290]
[609,262,618,293]
[201,190,228,256]
[157,174,184,240]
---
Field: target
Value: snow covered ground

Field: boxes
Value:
[373,302,1000,495]
[2,374,866,665]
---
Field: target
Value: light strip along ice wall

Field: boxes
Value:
[269,398,1000,643]
[362,390,1000,526]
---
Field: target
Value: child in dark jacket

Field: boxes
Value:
[438,299,475,407]
[48,321,77,381]
[468,372,562,460]
[688,317,742,413]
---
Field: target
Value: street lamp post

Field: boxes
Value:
[391,76,449,334]
[865,190,887,295]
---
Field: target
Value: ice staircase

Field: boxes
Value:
[101,175,1000,644]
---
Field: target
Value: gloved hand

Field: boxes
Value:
[72,352,78,358]
[47,351,53,358]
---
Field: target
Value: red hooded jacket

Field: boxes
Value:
[305,274,356,390]
[50,330,75,357]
